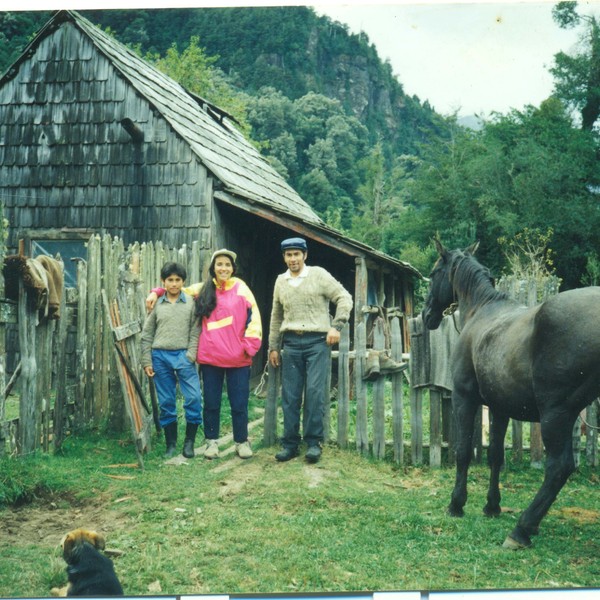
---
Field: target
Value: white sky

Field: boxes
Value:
[11,0,600,117]
[313,1,597,117]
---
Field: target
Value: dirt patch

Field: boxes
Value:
[559,506,600,525]
[0,492,131,550]
[214,457,264,498]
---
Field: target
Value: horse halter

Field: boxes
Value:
[443,301,461,334]
[441,253,464,333]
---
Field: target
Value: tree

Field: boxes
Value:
[146,37,251,136]
[245,90,369,226]
[551,1,600,130]
[391,101,600,287]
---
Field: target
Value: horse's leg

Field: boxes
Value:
[503,411,578,550]
[483,411,509,517]
[448,393,479,517]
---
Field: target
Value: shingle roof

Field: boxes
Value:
[48,10,324,226]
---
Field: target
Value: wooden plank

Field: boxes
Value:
[473,405,483,464]
[85,235,100,425]
[390,317,404,465]
[354,257,368,335]
[512,420,523,462]
[410,374,423,466]
[372,318,386,459]
[354,321,368,455]
[37,318,54,453]
[585,401,598,467]
[18,280,38,455]
[263,362,279,446]
[0,262,6,456]
[112,320,142,342]
[323,353,332,443]
[53,291,70,451]
[75,257,88,429]
[429,388,442,468]
[530,422,543,468]
[443,393,455,464]
[336,324,350,449]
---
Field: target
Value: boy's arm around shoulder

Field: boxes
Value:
[186,307,200,363]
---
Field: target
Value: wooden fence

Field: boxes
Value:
[2,239,598,469]
[1,235,206,462]
[263,274,597,468]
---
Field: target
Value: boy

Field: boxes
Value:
[141,262,202,458]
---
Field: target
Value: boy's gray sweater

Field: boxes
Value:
[141,294,200,368]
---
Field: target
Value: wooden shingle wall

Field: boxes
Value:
[0,21,212,251]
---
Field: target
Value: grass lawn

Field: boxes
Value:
[0,396,598,597]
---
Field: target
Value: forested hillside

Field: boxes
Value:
[0,8,448,242]
[3,4,600,288]
[79,7,446,156]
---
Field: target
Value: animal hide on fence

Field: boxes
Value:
[3,254,64,319]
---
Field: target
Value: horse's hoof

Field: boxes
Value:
[447,505,464,518]
[502,535,531,550]
[483,505,501,517]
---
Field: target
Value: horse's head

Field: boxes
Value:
[422,237,479,330]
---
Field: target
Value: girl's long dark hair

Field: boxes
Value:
[195,255,237,321]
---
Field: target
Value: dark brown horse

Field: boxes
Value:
[422,239,600,549]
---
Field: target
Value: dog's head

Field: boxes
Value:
[60,529,106,564]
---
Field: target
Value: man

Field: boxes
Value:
[269,237,353,463]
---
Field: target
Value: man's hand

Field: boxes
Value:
[269,350,280,368]
[144,366,155,378]
[326,327,341,346]
[145,291,158,312]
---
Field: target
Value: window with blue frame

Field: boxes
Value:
[31,239,87,288]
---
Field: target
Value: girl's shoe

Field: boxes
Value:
[203,439,219,459]
[235,441,253,459]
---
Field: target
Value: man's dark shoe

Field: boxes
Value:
[305,445,322,463]
[275,447,299,462]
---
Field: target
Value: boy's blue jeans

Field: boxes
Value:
[200,364,250,443]
[151,349,202,427]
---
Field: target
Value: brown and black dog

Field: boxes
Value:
[51,528,123,597]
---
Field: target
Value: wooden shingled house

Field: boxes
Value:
[0,9,422,364]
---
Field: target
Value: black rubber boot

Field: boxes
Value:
[163,421,178,458]
[182,422,199,458]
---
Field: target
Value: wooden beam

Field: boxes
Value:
[354,257,368,329]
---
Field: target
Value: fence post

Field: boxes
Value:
[263,362,280,446]
[355,321,369,455]
[372,318,386,459]
[18,280,38,455]
[585,401,598,467]
[75,257,88,430]
[337,324,350,449]
[512,420,523,462]
[429,388,442,467]
[530,423,543,468]
[53,287,69,451]
[390,317,404,465]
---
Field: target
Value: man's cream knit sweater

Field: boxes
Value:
[268,266,353,351]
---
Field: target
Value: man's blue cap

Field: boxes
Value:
[281,237,308,252]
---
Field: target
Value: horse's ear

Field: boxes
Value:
[465,241,480,255]
[433,234,448,259]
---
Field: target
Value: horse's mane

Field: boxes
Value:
[450,251,508,307]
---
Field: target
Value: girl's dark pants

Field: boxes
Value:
[200,364,250,443]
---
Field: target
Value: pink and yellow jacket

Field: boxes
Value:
[154,277,262,368]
